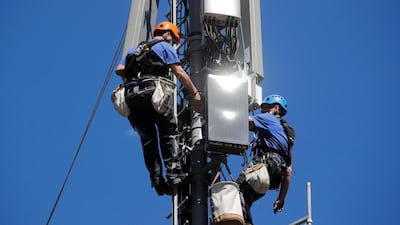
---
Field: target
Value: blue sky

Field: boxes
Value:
[1,0,400,225]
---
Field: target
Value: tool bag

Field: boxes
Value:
[111,84,131,117]
[210,181,245,225]
[151,77,176,114]
[236,163,270,194]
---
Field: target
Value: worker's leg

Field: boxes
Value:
[155,104,182,184]
[128,104,168,195]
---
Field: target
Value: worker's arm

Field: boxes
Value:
[169,63,202,112]
[249,116,256,131]
[273,165,292,214]
[169,63,199,97]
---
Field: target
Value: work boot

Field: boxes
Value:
[166,160,185,185]
[166,168,183,185]
[152,177,172,196]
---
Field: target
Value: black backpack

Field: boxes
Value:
[124,39,167,79]
[280,119,295,165]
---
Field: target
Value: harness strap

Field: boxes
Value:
[253,146,287,163]
[253,153,283,167]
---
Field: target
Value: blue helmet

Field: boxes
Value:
[262,94,288,115]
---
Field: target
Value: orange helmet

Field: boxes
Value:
[153,21,180,44]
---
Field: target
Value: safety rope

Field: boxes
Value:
[45,26,126,225]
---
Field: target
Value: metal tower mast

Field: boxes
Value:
[187,1,208,225]
[122,1,265,225]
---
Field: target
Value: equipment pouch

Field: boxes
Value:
[265,157,284,190]
[211,181,244,225]
[151,77,176,114]
[237,163,270,194]
[111,84,131,117]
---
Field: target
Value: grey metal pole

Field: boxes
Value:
[306,182,313,225]
[169,2,180,225]
[188,1,208,225]
[289,182,313,225]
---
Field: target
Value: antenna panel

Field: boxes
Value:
[203,0,241,26]
[206,71,249,155]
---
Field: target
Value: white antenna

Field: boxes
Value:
[289,182,313,225]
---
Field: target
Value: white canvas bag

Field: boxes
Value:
[111,84,131,117]
[210,181,244,225]
[239,163,270,194]
[151,77,175,114]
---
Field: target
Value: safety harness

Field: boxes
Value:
[124,39,169,81]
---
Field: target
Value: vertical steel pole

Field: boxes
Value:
[288,182,313,225]
[170,0,178,118]
[188,1,208,225]
[170,2,179,225]
[306,182,313,225]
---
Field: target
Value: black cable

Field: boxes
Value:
[45,26,126,225]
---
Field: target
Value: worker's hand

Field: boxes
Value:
[115,64,126,76]
[273,199,285,214]
[189,92,204,114]
[249,117,255,131]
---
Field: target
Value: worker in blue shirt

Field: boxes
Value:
[239,94,295,225]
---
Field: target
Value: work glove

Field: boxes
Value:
[273,199,284,214]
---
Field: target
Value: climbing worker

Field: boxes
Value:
[237,94,295,225]
[115,21,202,196]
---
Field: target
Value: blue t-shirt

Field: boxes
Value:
[119,40,180,65]
[251,113,289,157]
